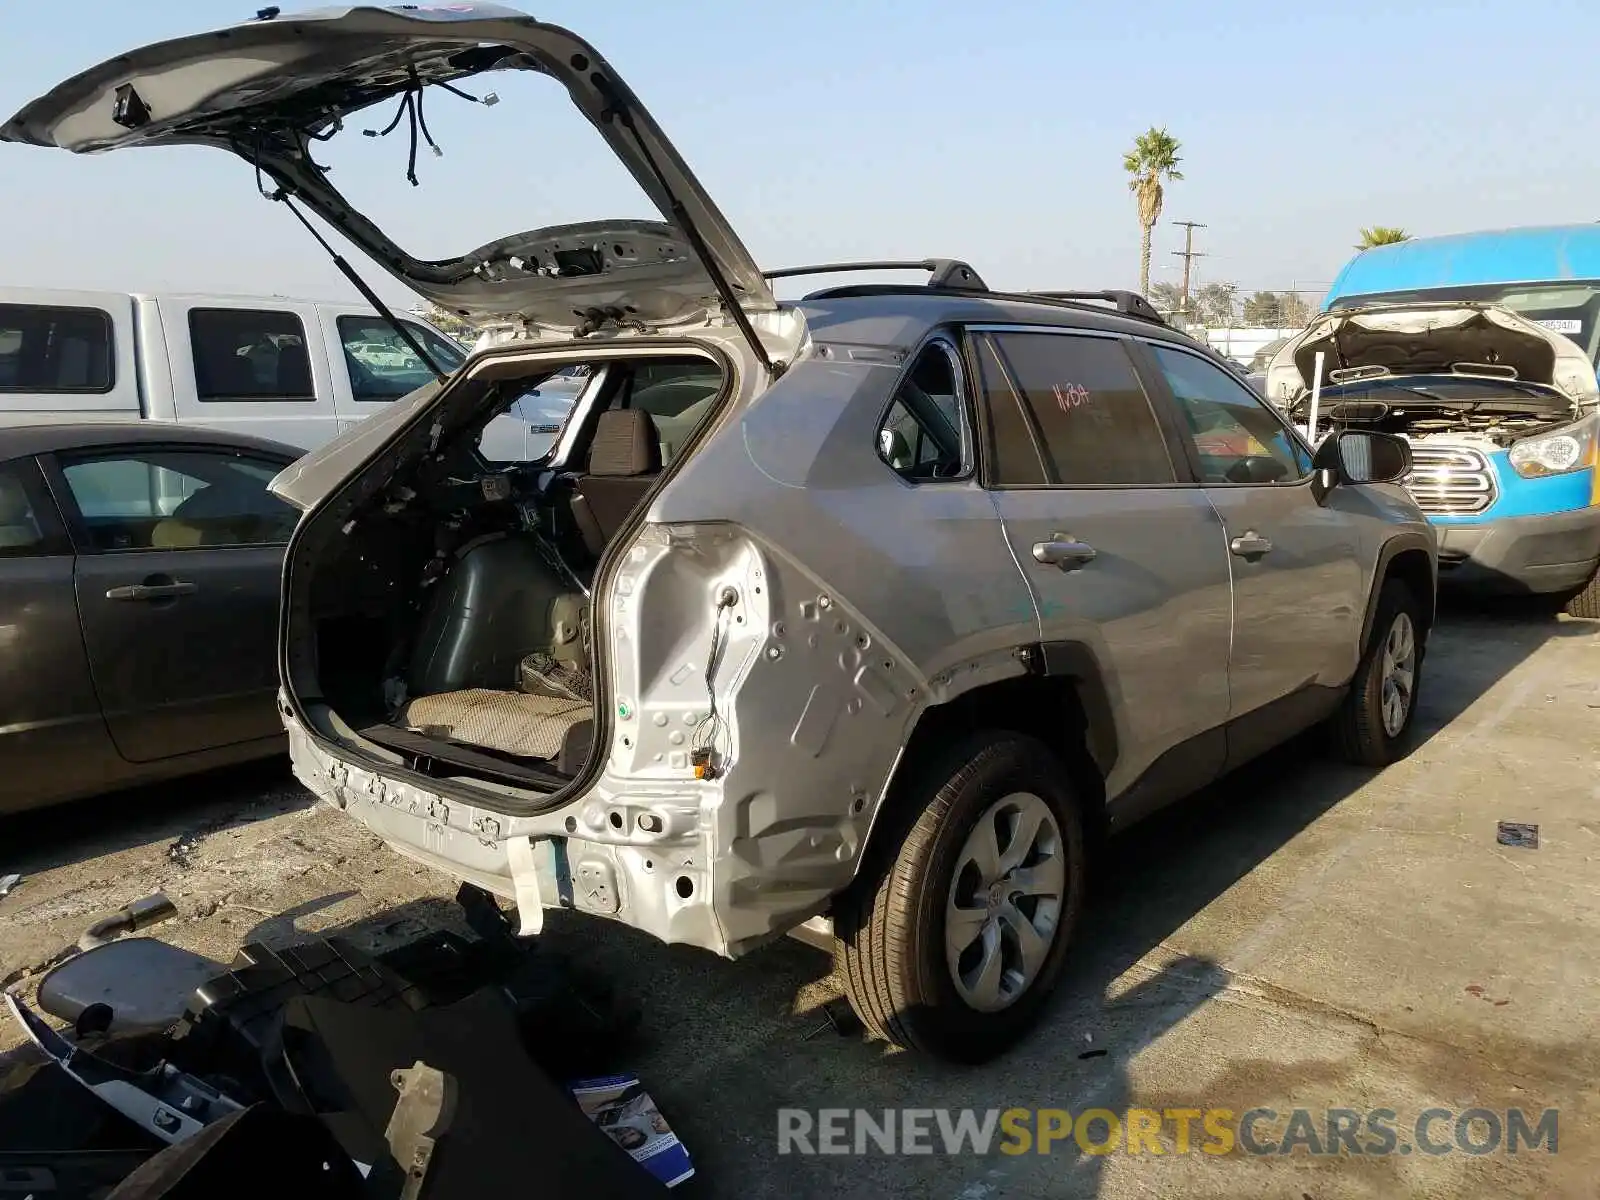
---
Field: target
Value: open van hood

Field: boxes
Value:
[1263,302,1599,410]
[1,4,778,349]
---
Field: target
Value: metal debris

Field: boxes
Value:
[1497,822,1539,850]
[0,873,20,898]
[803,996,863,1041]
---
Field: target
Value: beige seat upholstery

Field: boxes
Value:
[400,689,592,760]
[149,483,257,549]
[150,517,207,548]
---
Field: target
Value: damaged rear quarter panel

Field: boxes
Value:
[611,355,1040,955]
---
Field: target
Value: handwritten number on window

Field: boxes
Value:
[1053,383,1090,412]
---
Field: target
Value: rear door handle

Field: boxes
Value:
[106,581,198,601]
[1031,536,1097,570]
[1229,532,1273,558]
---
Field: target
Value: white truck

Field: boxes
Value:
[0,286,474,453]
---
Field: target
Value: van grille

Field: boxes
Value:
[1404,444,1496,516]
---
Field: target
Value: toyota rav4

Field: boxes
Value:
[6,4,1438,1062]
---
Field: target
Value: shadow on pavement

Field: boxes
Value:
[0,757,310,882]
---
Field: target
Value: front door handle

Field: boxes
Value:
[1229,532,1273,558]
[106,580,199,602]
[1032,536,1097,571]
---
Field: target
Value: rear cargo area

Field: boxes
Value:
[285,350,726,794]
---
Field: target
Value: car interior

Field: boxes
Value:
[876,344,965,481]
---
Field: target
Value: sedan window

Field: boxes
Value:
[57,449,297,551]
[0,462,50,557]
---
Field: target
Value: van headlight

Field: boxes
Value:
[1508,416,1598,478]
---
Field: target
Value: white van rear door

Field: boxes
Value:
[0,288,139,423]
[156,296,340,453]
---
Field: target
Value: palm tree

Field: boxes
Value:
[1356,226,1411,250]
[1123,127,1183,297]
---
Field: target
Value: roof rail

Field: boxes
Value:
[1025,290,1166,324]
[763,258,988,290]
[772,265,1170,329]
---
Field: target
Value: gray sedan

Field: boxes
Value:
[0,423,300,815]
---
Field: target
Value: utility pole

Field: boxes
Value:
[1172,221,1207,318]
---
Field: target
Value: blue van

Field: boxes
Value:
[1263,224,1600,616]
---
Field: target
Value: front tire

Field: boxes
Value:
[1333,579,1424,766]
[834,732,1087,1063]
[1562,566,1600,619]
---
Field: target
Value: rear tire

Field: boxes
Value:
[1562,566,1600,619]
[833,732,1087,1064]
[1333,579,1424,766]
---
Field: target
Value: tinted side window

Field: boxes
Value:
[189,309,314,403]
[0,461,63,558]
[338,316,466,401]
[58,449,297,551]
[0,304,113,393]
[978,332,1175,486]
[1151,344,1313,484]
[877,342,969,482]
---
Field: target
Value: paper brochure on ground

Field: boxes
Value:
[570,1073,695,1187]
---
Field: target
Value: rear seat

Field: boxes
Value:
[569,408,662,559]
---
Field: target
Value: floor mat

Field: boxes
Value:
[399,689,592,760]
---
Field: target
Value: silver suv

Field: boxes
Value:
[9,4,1437,1062]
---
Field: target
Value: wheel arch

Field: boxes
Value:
[1363,536,1436,650]
[856,646,1113,880]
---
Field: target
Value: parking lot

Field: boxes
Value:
[3,598,1596,1199]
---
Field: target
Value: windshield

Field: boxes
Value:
[1330,282,1600,365]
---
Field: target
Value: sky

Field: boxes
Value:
[1,0,1596,310]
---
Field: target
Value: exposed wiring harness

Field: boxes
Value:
[691,587,739,779]
[362,69,493,186]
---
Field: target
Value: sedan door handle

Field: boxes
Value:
[1032,536,1097,570]
[1229,532,1273,558]
[106,581,199,601]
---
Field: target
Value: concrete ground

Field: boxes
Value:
[3,600,1598,1198]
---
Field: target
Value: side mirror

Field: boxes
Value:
[1312,429,1411,485]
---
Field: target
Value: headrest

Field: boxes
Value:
[588,409,661,477]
